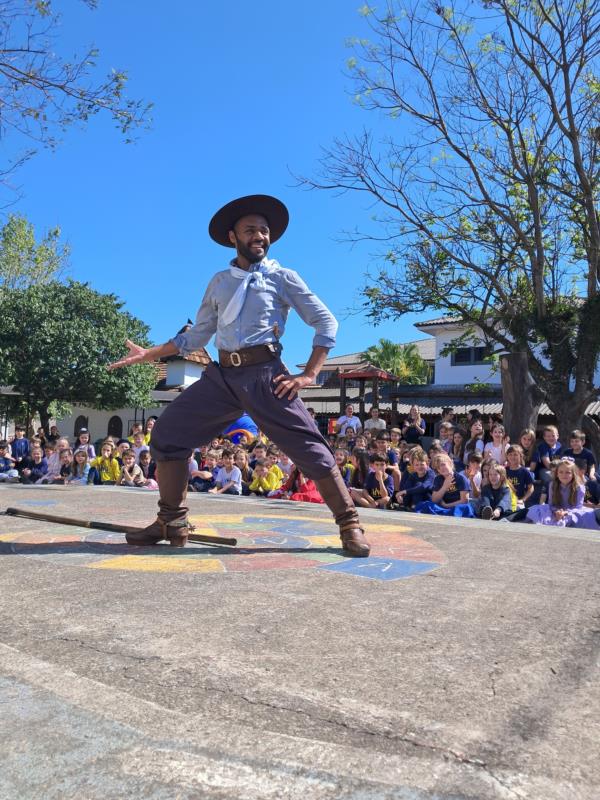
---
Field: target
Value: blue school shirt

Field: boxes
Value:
[561,447,596,474]
[584,478,600,505]
[432,472,469,504]
[533,441,562,467]
[0,456,15,473]
[364,471,394,500]
[11,438,29,460]
[506,467,534,500]
[172,258,338,354]
[399,468,435,506]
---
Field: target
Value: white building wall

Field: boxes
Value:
[433,327,500,386]
[57,405,166,443]
[165,361,204,387]
[429,324,600,388]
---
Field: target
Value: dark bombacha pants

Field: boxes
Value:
[150,358,336,476]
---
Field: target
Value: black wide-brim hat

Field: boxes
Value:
[208,194,289,248]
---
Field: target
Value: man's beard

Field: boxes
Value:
[235,239,270,264]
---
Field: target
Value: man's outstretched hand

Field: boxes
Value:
[108,339,149,371]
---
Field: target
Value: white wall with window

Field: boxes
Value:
[425,324,500,386]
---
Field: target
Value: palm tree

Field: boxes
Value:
[361,339,431,385]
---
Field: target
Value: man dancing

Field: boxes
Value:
[109,194,370,556]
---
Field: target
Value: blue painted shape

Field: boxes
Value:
[250,534,313,549]
[20,500,57,507]
[319,558,441,581]
[243,517,333,537]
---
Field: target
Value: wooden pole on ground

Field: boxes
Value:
[3,507,237,547]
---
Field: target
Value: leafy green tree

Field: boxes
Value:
[362,339,431,384]
[303,0,600,446]
[0,0,150,187]
[0,280,157,432]
[0,214,67,290]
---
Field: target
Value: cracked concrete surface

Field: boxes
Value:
[1,484,599,799]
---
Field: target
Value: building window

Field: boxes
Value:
[73,415,88,437]
[451,346,490,366]
[107,416,123,439]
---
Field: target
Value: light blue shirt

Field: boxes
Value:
[172,258,338,355]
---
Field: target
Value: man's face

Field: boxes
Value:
[229,214,270,264]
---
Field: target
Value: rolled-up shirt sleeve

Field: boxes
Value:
[172,277,219,356]
[280,269,338,349]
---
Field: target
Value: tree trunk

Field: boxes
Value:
[38,406,51,437]
[582,415,600,459]
[500,353,545,441]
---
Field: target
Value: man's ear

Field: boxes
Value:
[228,229,236,246]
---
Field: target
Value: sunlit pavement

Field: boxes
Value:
[1,483,599,799]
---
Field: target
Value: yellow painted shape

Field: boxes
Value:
[306,535,341,548]
[0,532,20,541]
[88,556,226,573]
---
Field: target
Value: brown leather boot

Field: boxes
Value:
[315,466,370,557]
[126,460,191,548]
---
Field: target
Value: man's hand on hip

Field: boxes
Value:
[273,373,313,400]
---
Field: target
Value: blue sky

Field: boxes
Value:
[13,1,432,367]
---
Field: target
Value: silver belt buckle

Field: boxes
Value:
[229,351,242,367]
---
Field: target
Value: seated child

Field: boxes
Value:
[19,445,48,484]
[277,451,293,478]
[479,464,513,520]
[460,451,483,507]
[531,425,562,486]
[89,440,121,485]
[415,453,474,517]
[526,457,585,527]
[437,422,454,454]
[138,450,159,488]
[114,439,131,467]
[53,447,74,484]
[38,437,70,483]
[269,465,324,503]
[353,453,394,509]
[0,440,19,482]
[118,449,146,487]
[189,450,219,492]
[505,445,534,507]
[249,442,267,470]
[234,448,253,495]
[395,449,435,510]
[265,446,284,487]
[334,448,353,487]
[249,459,280,496]
[11,425,30,469]
[577,458,600,506]
[67,448,92,485]
[209,449,242,495]
[131,431,150,464]
[561,430,596,479]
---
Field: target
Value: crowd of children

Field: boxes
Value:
[1,408,599,531]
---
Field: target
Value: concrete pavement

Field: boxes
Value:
[0,483,599,799]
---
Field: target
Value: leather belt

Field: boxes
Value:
[218,343,281,368]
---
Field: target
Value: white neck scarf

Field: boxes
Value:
[221,258,279,326]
